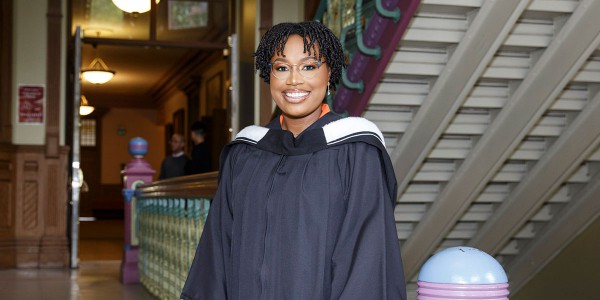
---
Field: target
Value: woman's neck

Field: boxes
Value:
[281,115,319,137]
[280,104,330,137]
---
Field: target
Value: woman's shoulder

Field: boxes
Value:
[233,125,270,145]
[323,117,386,149]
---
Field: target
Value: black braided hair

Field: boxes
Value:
[254,21,346,91]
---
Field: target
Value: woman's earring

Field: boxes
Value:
[327,83,330,96]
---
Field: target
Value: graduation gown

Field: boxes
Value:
[181,112,406,300]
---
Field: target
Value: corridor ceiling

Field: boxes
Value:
[71,0,229,108]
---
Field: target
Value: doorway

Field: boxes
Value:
[68,0,232,264]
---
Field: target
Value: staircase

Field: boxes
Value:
[318,0,600,298]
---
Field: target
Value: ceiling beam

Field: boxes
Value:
[84,94,155,109]
[392,0,529,276]
[82,37,228,50]
[400,0,600,278]
[390,0,527,200]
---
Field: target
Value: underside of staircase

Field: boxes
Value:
[320,0,600,297]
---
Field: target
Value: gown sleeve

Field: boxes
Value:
[180,149,233,300]
[330,142,407,300]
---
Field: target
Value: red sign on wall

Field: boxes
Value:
[18,85,45,123]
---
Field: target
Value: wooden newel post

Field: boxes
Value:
[121,137,155,284]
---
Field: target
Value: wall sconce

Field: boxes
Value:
[81,57,115,84]
[112,0,160,14]
[80,95,95,116]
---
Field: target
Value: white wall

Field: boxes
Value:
[273,0,305,25]
[12,0,67,145]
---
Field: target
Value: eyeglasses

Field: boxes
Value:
[268,60,325,81]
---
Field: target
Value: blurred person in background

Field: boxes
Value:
[158,133,188,179]
[185,121,211,175]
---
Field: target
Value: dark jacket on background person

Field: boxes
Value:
[185,142,211,174]
[158,154,189,179]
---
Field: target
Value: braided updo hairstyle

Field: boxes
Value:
[254,21,346,91]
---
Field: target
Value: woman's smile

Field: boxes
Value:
[282,89,310,103]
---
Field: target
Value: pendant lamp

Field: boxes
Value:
[79,95,95,116]
[112,0,160,14]
[81,57,115,84]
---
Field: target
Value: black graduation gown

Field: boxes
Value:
[181,112,406,300]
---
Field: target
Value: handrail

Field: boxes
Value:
[355,0,382,60]
[340,22,364,93]
[136,171,219,198]
[376,0,400,21]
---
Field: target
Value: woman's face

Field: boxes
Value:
[270,35,330,124]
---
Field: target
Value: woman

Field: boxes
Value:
[181,21,406,300]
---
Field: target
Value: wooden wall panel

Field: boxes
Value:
[15,153,44,238]
[0,155,12,230]
[45,163,58,227]
[39,149,69,267]
[0,181,10,228]
[0,146,69,268]
[0,0,69,268]
[22,180,39,230]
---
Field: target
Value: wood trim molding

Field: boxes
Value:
[137,171,218,199]
[0,145,69,268]
[258,0,273,125]
[0,149,14,235]
[0,0,13,143]
[45,0,62,158]
[304,0,320,21]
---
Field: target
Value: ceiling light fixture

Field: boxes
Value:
[79,95,95,116]
[112,0,160,14]
[81,57,115,84]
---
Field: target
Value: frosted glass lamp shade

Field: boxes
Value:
[79,95,95,116]
[81,70,114,84]
[79,105,95,116]
[112,0,160,14]
[81,57,115,84]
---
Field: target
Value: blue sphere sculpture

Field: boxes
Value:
[418,246,508,284]
[128,137,148,158]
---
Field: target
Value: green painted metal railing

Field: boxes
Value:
[315,0,390,93]
[314,0,421,116]
[134,172,218,300]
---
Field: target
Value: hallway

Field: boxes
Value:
[0,219,157,299]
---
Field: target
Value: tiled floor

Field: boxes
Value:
[0,220,158,300]
[0,260,157,300]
